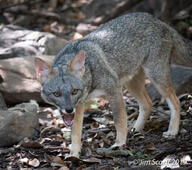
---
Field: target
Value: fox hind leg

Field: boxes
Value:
[126,68,152,131]
[144,63,180,139]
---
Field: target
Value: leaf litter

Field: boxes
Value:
[0,93,192,169]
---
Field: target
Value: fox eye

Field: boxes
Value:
[53,91,61,97]
[71,89,79,95]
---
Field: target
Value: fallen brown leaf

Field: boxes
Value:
[28,158,40,167]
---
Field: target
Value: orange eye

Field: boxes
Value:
[53,91,61,97]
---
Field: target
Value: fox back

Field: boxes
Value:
[36,12,192,114]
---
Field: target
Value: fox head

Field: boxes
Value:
[35,50,86,126]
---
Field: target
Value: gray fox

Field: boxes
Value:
[35,12,192,157]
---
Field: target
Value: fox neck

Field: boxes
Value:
[81,66,92,101]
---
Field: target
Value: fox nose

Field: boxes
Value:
[65,108,74,113]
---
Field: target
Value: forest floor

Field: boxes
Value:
[0,92,192,170]
[0,0,192,169]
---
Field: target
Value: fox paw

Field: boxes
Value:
[133,125,144,132]
[162,131,177,139]
[65,152,79,159]
[111,142,125,149]
[65,154,81,162]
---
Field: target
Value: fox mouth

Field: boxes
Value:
[62,113,74,127]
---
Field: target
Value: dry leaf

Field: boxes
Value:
[144,142,156,151]
[28,158,40,167]
[41,126,61,137]
[90,122,99,129]
[45,154,68,168]
[20,157,29,164]
[65,155,82,163]
[82,157,101,164]
[21,141,43,149]
[52,156,67,166]
[180,155,191,165]
[20,158,40,167]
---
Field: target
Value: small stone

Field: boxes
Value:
[180,128,187,134]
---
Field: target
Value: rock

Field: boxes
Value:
[0,100,39,147]
[0,24,68,59]
[82,0,159,24]
[0,14,9,24]
[13,15,35,27]
[0,92,7,110]
[76,23,98,34]
[82,0,124,20]
[0,55,55,104]
[147,65,192,100]
[180,128,187,134]
[0,24,66,105]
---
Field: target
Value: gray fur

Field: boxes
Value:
[51,12,192,102]
[38,12,192,156]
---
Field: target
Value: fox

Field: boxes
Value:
[35,12,192,157]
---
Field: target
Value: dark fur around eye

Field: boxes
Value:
[71,89,79,95]
[53,91,61,97]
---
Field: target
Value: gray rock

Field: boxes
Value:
[0,25,68,59]
[0,100,39,147]
[147,65,192,100]
[76,23,98,34]
[0,55,55,104]
[0,92,7,110]
[82,0,124,19]
[0,25,67,105]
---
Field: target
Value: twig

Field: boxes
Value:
[127,110,138,120]
[178,93,192,100]
[152,107,169,116]
[86,127,111,134]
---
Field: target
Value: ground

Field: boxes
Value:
[0,1,192,169]
[0,92,192,170]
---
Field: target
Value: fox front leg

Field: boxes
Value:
[108,87,128,147]
[69,103,84,157]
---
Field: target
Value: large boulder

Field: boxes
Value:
[0,100,39,147]
[0,55,55,104]
[0,24,68,59]
[0,24,67,105]
[147,65,192,100]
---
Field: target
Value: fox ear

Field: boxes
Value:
[69,50,85,77]
[34,58,52,83]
